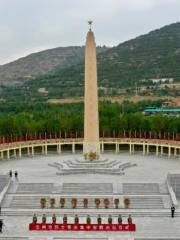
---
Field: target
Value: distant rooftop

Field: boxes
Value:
[144,107,180,113]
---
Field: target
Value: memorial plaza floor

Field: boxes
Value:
[0,152,180,240]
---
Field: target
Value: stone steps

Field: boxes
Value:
[57,168,124,176]
[0,238,28,240]
[16,183,54,194]
[61,183,113,194]
[2,209,180,217]
[64,159,120,169]
[0,237,105,240]
[0,174,9,193]
[136,239,180,240]
[8,194,166,209]
[123,183,160,195]
[168,174,180,199]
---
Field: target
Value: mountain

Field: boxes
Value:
[1,22,180,101]
[0,46,85,84]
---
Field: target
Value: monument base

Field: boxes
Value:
[83,142,100,160]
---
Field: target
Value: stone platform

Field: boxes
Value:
[49,157,137,175]
[0,153,180,239]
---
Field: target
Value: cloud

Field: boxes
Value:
[0,0,180,64]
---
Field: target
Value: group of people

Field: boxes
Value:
[9,170,18,178]
[32,214,133,225]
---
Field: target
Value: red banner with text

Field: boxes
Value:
[29,223,136,232]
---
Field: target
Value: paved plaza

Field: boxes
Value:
[0,152,180,239]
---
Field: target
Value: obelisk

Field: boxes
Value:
[83,21,100,160]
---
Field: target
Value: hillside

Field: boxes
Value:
[0,46,82,84]
[1,22,180,101]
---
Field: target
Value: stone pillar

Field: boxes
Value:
[115,143,119,153]
[19,147,22,158]
[168,146,171,158]
[7,149,10,159]
[27,147,30,156]
[58,144,62,154]
[83,24,100,160]
[174,148,177,157]
[156,146,159,156]
[45,144,48,155]
[14,149,16,158]
[117,143,120,153]
[143,144,146,155]
[0,151,3,159]
[72,143,75,154]
[101,142,104,153]
[32,146,34,156]
[147,145,149,155]
[129,143,132,154]
[132,144,135,154]
[42,145,45,155]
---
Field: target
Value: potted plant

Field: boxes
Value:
[83,198,88,208]
[95,198,100,209]
[50,198,56,208]
[40,197,46,209]
[60,197,65,208]
[71,198,77,209]
[124,197,130,208]
[104,198,110,209]
[114,198,120,209]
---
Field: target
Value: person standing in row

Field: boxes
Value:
[9,170,12,178]
[52,214,56,224]
[74,214,79,224]
[108,215,112,224]
[118,214,122,224]
[63,214,67,224]
[32,214,37,224]
[171,204,175,218]
[128,215,132,224]
[42,214,46,224]
[87,215,91,224]
[97,214,102,224]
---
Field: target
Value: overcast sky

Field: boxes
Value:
[0,0,180,65]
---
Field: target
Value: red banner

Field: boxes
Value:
[29,223,136,232]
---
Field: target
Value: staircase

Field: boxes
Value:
[61,183,113,194]
[126,196,164,209]
[0,174,9,193]
[16,183,54,194]
[123,183,160,195]
[168,174,180,199]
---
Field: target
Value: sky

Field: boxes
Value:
[0,0,180,65]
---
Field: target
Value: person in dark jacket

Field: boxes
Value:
[171,204,175,218]
[0,219,3,233]
[87,215,91,224]
[32,214,37,224]
[74,214,79,224]
[97,214,102,224]
[15,171,18,178]
[42,214,46,224]
[63,214,68,224]
[9,170,12,178]
[128,214,132,224]
[108,214,112,224]
[118,214,122,224]
[52,214,56,224]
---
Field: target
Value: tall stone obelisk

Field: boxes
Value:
[83,21,100,160]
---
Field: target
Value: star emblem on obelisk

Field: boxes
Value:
[88,20,93,31]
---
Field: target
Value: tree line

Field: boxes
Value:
[0,100,179,138]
